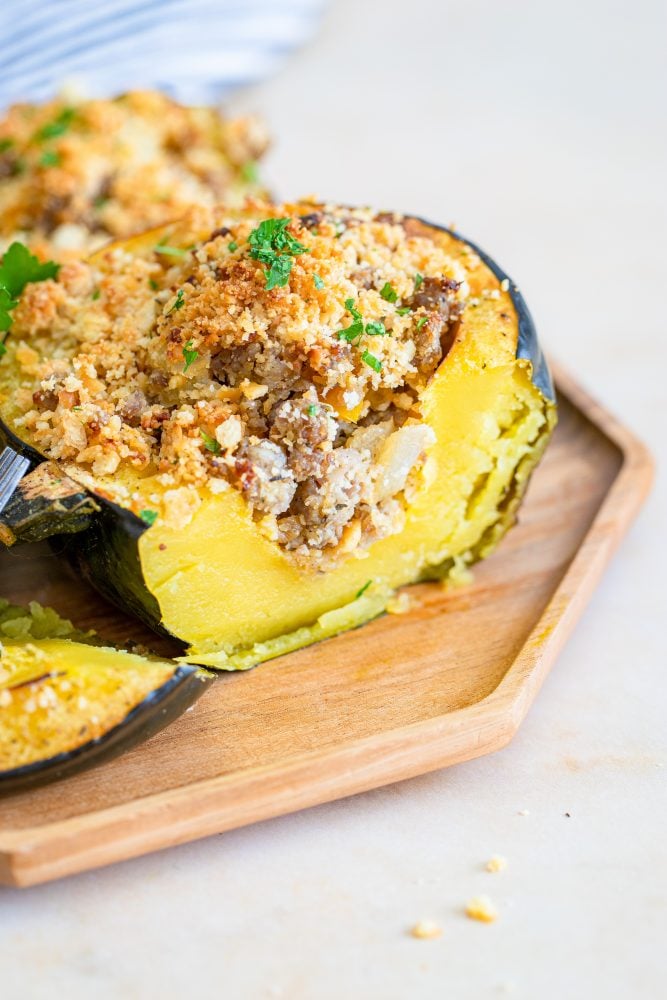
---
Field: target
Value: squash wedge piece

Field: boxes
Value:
[0,603,208,795]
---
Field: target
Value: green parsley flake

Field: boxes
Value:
[337,299,390,349]
[154,243,188,257]
[182,340,198,372]
[416,316,428,331]
[307,404,318,417]
[241,160,259,184]
[91,288,101,300]
[200,429,220,454]
[0,342,7,357]
[0,289,18,333]
[0,138,14,153]
[139,509,158,526]
[0,242,59,333]
[361,350,382,373]
[168,289,185,314]
[313,274,325,290]
[35,106,76,142]
[39,150,61,168]
[396,306,412,315]
[247,217,310,290]
[336,298,365,344]
[414,273,424,290]
[149,278,159,291]
[228,241,238,252]
[380,282,397,303]
[355,579,373,599]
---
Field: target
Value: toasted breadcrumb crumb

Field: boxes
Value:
[409,920,443,940]
[465,895,498,923]
[485,855,508,873]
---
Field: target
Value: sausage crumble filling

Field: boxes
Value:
[6,202,470,571]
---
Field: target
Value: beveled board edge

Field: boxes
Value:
[0,365,654,887]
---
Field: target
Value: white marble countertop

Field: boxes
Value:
[2,1,665,997]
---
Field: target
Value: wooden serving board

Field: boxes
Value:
[0,366,653,886]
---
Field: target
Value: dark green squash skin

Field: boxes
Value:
[0,217,556,645]
[435,222,554,402]
[0,664,210,796]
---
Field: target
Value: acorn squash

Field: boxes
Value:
[0,203,556,670]
[0,599,208,794]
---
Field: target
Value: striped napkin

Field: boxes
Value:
[0,0,325,107]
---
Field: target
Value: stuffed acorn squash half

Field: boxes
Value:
[0,202,556,670]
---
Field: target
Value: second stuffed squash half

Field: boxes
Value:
[0,202,556,669]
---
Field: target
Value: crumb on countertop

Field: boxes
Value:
[485,855,508,873]
[409,919,443,940]
[465,895,498,923]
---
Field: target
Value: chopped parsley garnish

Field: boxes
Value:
[0,242,60,298]
[0,242,59,333]
[154,243,188,257]
[168,289,185,314]
[307,404,318,416]
[416,316,428,331]
[228,241,238,252]
[247,217,310,290]
[361,350,382,372]
[200,429,220,454]
[0,138,14,153]
[182,340,198,372]
[414,273,424,290]
[91,288,101,300]
[0,343,6,357]
[355,579,373,599]
[336,299,389,354]
[35,106,76,142]
[336,298,365,344]
[39,150,61,167]
[93,194,108,209]
[149,278,159,291]
[0,289,17,333]
[241,160,259,184]
[313,274,325,290]
[380,282,397,303]
[396,306,412,315]
[139,509,158,526]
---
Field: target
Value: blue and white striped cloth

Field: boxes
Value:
[0,0,326,108]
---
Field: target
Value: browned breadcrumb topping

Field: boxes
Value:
[0,90,268,257]
[7,201,469,571]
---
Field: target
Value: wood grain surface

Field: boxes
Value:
[0,365,653,886]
